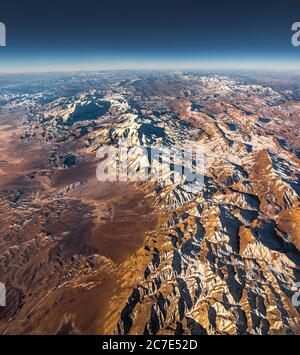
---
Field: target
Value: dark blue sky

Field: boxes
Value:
[0,0,300,72]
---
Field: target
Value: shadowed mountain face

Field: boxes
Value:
[0,71,299,335]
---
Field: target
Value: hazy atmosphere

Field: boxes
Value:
[0,0,300,71]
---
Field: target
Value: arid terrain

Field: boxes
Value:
[0,112,160,334]
[0,71,299,334]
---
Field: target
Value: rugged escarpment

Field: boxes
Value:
[0,72,299,334]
